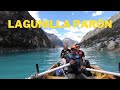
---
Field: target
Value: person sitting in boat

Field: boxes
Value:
[75,44,92,76]
[75,44,85,62]
[60,43,71,65]
[60,43,71,59]
[66,45,87,79]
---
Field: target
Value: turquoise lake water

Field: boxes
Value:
[0,48,120,79]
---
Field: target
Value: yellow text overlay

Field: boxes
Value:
[8,19,113,29]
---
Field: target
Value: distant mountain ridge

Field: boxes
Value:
[45,32,63,47]
[62,38,78,47]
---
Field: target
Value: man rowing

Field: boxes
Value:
[66,45,87,79]
[75,44,92,76]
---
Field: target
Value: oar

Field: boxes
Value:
[28,63,120,79]
[27,63,70,79]
[86,68,120,77]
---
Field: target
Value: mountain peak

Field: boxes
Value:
[45,32,63,47]
[62,38,78,47]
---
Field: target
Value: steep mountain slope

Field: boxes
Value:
[0,11,52,52]
[45,32,63,47]
[80,12,120,50]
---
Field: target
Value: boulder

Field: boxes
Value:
[95,42,105,50]
[107,40,116,50]
[109,37,115,41]
[104,41,109,46]
[115,38,120,44]
[100,37,107,42]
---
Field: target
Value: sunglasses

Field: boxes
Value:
[71,48,76,51]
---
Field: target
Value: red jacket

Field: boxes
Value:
[76,50,85,58]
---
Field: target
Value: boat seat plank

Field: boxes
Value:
[48,76,68,79]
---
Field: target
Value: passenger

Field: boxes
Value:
[60,43,71,73]
[66,45,87,79]
[75,44,85,62]
[60,43,71,64]
[60,43,71,59]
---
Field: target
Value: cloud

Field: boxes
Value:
[107,17,111,20]
[62,32,83,42]
[64,26,81,33]
[63,22,95,42]
[44,29,61,37]
[92,11,104,16]
[44,28,84,42]
[43,18,47,20]
[72,13,74,15]
[28,11,41,20]
[64,21,95,34]
[59,21,64,26]
[79,27,94,34]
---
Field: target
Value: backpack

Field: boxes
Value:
[55,69,64,76]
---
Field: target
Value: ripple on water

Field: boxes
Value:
[0,48,120,79]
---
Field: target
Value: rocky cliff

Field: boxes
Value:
[0,11,51,52]
[62,38,78,47]
[45,32,63,47]
[80,12,120,51]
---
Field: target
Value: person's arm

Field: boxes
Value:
[81,51,85,62]
[80,51,86,69]
[82,57,85,62]
[60,50,64,58]
[69,59,75,64]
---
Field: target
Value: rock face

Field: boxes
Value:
[81,11,120,42]
[0,11,51,52]
[62,38,78,47]
[80,11,120,51]
[45,32,63,47]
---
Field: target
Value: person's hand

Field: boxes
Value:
[83,60,85,63]
[81,65,86,69]
[69,60,75,64]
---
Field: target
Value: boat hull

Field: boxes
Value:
[27,61,116,79]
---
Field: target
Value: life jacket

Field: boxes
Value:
[69,53,81,65]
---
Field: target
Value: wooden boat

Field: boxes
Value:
[27,60,119,79]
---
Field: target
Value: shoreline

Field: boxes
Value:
[0,47,56,53]
[87,46,120,52]
[0,46,119,54]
